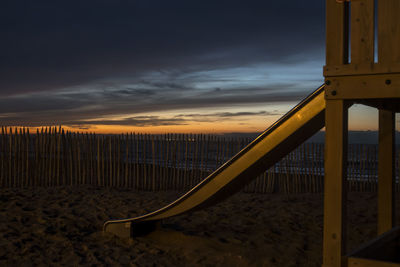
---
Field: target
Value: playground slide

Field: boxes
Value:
[104,85,326,238]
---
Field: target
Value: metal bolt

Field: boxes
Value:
[331,90,337,96]
[385,79,391,85]
[325,80,331,85]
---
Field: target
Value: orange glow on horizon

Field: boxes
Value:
[1,106,397,134]
[54,121,271,134]
[4,120,275,135]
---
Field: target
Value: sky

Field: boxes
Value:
[0,0,396,134]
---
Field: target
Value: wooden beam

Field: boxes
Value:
[378,109,395,235]
[324,62,400,77]
[323,100,348,267]
[326,0,349,66]
[347,226,400,267]
[348,258,400,267]
[357,99,400,113]
[351,0,374,64]
[378,0,400,63]
[325,73,400,99]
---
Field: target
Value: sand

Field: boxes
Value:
[0,186,398,266]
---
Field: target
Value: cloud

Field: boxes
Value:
[66,116,188,127]
[0,0,326,130]
[175,111,279,119]
[50,111,274,128]
[0,82,292,126]
[0,0,325,96]
[0,53,324,127]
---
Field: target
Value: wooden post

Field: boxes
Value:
[143,134,147,190]
[378,0,400,63]
[151,135,156,191]
[69,132,74,186]
[183,134,189,190]
[163,133,168,190]
[200,134,205,185]
[101,136,105,187]
[350,0,374,64]
[77,133,81,185]
[17,128,22,187]
[319,143,324,192]
[377,109,395,235]
[47,128,53,186]
[109,136,113,187]
[13,128,17,187]
[135,133,139,190]
[0,127,4,187]
[130,133,134,188]
[326,0,349,66]
[25,129,30,187]
[125,133,129,188]
[117,135,121,187]
[56,128,61,186]
[97,135,101,186]
[323,100,348,267]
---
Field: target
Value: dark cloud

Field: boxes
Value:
[0,0,325,96]
[36,111,274,128]
[0,80,303,127]
[175,111,279,118]
[66,116,188,127]
[0,1,326,129]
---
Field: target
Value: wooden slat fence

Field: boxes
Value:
[0,127,398,193]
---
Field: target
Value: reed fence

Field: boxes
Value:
[0,127,398,193]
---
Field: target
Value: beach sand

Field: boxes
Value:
[0,186,398,266]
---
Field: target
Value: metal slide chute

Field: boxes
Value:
[104,85,326,238]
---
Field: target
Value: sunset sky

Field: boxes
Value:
[1,0,397,134]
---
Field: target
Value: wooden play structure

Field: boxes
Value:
[323,0,399,266]
[104,0,399,266]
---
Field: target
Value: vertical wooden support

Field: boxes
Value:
[378,0,400,63]
[377,109,395,235]
[326,0,349,65]
[351,0,374,64]
[323,100,348,267]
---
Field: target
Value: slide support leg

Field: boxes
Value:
[377,109,395,235]
[323,99,348,267]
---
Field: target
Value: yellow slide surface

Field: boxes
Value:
[104,85,326,238]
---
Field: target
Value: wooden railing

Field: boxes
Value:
[325,0,400,76]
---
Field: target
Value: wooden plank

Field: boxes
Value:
[324,62,400,77]
[378,109,395,235]
[325,73,400,99]
[323,100,348,267]
[349,257,400,267]
[378,0,400,63]
[97,134,101,186]
[125,133,129,188]
[357,99,400,113]
[326,0,349,66]
[351,0,374,64]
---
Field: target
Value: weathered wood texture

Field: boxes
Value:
[0,127,397,193]
[378,110,396,235]
[350,0,374,64]
[325,0,400,76]
[326,0,349,65]
[325,73,400,100]
[378,0,400,64]
[323,100,348,267]
[324,1,400,266]
[348,258,400,267]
